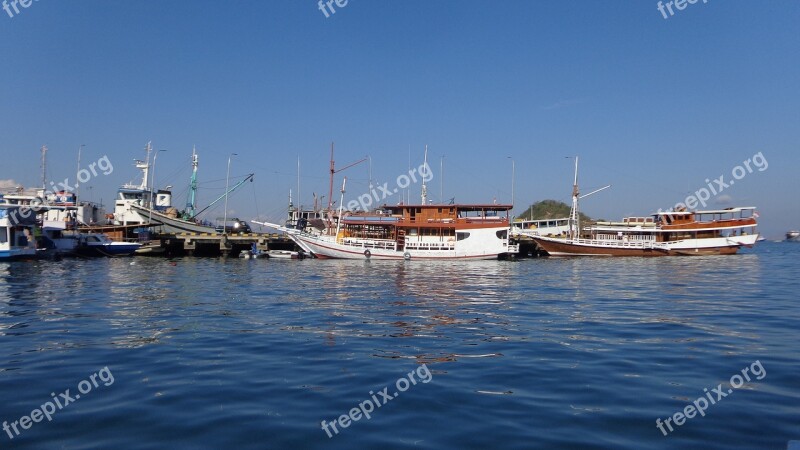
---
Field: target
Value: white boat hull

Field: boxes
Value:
[292,228,509,260]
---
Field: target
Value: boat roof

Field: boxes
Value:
[383,203,513,211]
[652,207,757,215]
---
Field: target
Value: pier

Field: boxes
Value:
[143,232,298,257]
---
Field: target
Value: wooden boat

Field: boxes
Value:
[530,157,759,257]
[532,208,759,256]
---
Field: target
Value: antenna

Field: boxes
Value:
[40,145,47,191]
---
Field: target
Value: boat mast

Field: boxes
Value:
[421,145,428,204]
[328,142,335,211]
[569,156,580,239]
[335,177,346,238]
[297,155,301,212]
[186,147,199,218]
[139,141,152,191]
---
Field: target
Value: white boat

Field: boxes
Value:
[75,234,141,257]
[0,205,39,261]
[255,202,517,260]
[267,250,301,259]
[511,217,570,238]
[787,231,800,242]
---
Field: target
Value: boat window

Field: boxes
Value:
[456,232,470,241]
[0,229,6,244]
[496,230,507,239]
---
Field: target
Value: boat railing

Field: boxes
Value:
[596,234,656,242]
[404,240,455,251]
[571,238,666,249]
[340,237,397,250]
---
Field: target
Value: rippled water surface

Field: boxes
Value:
[1,243,798,449]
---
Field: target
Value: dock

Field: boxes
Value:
[142,232,298,257]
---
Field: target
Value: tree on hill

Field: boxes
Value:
[515,199,592,222]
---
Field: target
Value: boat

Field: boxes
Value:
[267,250,301,259]
[0,205,39,261]
[530,158,759,257]
[786,231,799,242]
[74,234,140,257]
[256,202,518,260]
[239,243,268,259]
[511,217,570,238]
[118,145,255,235]
[134,241,166,255]
[532,209,759,256]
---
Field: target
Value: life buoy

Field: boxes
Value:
[364,249,371,259]
[403,252,411,260]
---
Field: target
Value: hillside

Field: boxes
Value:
[515,199,592,222]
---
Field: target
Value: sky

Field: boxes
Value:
[1,0,798,238]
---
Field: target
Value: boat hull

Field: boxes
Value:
[130,204,218,234]
[0,249,39,261]
[532,235,756,257]
[76,243,141,257]
[292,233,504,260]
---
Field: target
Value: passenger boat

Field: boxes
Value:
[256,203,518,260]
[787,231,800,242]
[530,158,759,256]
[0,205,39,261]
[511,217,570,238]
[532,208,759,256]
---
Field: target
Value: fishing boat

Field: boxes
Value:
[530,158,759,256]
[118,145,255,235]
[0,205,39,261]
[787,231,800,242]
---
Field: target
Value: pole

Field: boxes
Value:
[297,155,301,212]
[510,158,515,208]
[149,149,166,225]
[440,155,444,203]
[224,153,237,234]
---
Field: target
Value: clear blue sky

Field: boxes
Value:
[1,1,798,237]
